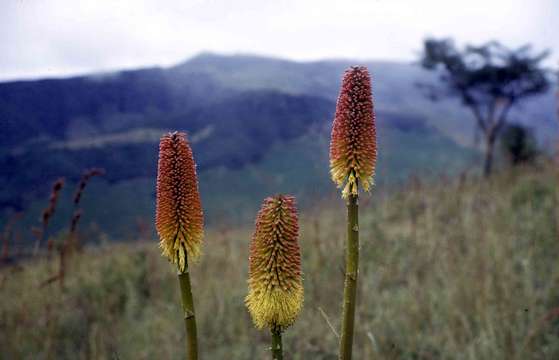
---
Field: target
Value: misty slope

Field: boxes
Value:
[2,52,552,240]
[0,90,333,208]
[174,53,558,146]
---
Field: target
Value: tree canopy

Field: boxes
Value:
[419,38,551,175]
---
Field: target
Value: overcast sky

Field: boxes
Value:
[1,0,558,81]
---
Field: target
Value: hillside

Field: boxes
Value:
[2,166,559,359]
[0,53,555,242]
[173,53,558,146]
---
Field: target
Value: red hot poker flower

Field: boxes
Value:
[156,132,204,270]
[246,194,303,330]
[329,66,377,198]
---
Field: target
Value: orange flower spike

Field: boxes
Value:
[329,66,377,198]
[156,132,204,270]
[246,195,304,330]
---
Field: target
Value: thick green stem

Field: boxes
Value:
[271,326,283,360]
[178,257,198,360]
[339,193,359,360]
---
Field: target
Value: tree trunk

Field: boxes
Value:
[483,134,496,177]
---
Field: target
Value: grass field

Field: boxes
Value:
[2,164,559,359]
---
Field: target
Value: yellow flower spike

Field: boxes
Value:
[246,195,304,331]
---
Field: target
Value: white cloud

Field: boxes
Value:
[0,0,557,80]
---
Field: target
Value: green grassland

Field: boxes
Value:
[2,164,559,359]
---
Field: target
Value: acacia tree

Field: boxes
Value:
[419,38,550,176]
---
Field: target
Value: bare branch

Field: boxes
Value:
[493,100,514,136]
[467,104,487,133]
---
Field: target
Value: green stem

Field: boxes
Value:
[339,193,359,360]
[178,256,198,360]
[271,326,283,360]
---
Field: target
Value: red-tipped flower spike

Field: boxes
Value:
[246,195,303,330]
[156,132,204,270]
[329,66,377,198]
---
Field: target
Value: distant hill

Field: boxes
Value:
[173,53,558,146]
[0,53,555,242]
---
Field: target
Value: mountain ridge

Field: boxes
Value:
[0,52,554,241]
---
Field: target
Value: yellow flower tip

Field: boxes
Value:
[245,194,304,330]
[329,66,378,198]
[155,131,204,270]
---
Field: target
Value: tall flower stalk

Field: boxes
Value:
[246,195,303,360]
[33,178,65,256]
[329,66,377,360]
[156,132,204,360]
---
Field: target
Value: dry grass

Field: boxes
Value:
[2,166,559,359]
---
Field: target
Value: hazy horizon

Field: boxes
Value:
[0,50,423,83]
